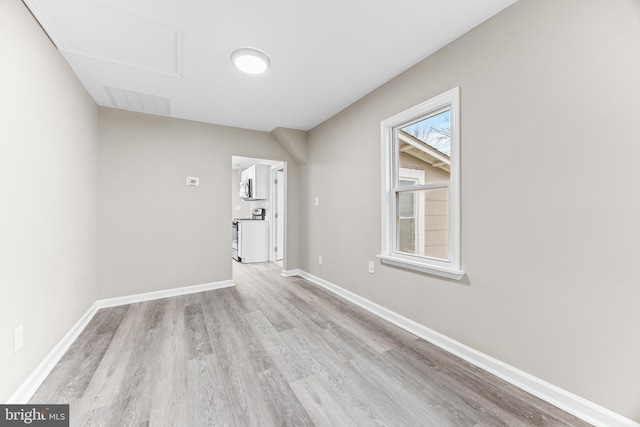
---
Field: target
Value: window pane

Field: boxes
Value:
[396,187,449,261]
[398,218,415,253]
[398,192,414,218]
[401,110,450,155]
[396,110,451,186]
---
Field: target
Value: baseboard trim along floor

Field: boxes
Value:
[7,278,235,404]
[295,269,639,427]
[8,302,99,404]
[280,269,299,277]
[96,279,235,309]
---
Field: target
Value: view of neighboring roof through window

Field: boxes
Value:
[401,109,451,157]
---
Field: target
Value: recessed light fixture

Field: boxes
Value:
[230,47,271,74]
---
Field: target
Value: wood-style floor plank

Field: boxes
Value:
[30,262,591,426]
[290,376,361,427]
[73,303,143,414]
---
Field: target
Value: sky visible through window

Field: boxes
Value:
[401,110,450,156]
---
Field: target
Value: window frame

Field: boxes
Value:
[379,87,464,280]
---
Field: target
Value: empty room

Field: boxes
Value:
[1,0,639,425]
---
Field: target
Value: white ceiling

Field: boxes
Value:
[231,156,282,171]
[24,0,517,132]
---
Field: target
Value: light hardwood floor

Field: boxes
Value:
[30,262,591,426]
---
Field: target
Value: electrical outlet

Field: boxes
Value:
[15,326,23,353]
[368,261,375,274]
[315,196,319,206]
[318,255,323,265]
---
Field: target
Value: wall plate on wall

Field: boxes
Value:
[186,176,199,186]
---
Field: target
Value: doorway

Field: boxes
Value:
[231,155,286,270]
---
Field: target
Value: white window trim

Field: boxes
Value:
[378,87,464,280]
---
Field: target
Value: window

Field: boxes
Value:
[379,87,463,279]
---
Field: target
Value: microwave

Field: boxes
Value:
[240,178,252,199]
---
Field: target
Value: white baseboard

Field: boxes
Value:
[295,270,639,427]
[281,269,301,277]
[96,279,235,308]
[9,279,235,404]
[7,302,99,404]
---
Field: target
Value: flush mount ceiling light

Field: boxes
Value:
[230,47,271,74]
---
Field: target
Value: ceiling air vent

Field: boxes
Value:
[105,86,171,116]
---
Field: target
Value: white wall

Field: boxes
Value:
[301,0,640,421]
[98,108,299,299]
[0,0,99,402]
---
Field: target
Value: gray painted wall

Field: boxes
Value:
[301,0,640,421]
[98,108,299,299]
[0,0,99,402]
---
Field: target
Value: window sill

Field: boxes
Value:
[377,255,465,280]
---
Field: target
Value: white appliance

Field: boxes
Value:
[239,178,252,200]
[232,208,268,263]
[240,164,269,200]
